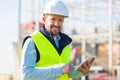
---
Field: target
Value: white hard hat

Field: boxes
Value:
[43,0,69,18]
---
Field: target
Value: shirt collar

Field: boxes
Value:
[54,34,61,41]
[40,26,61,41]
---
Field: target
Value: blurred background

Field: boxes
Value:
[0,0,120,80]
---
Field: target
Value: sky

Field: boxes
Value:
[0,0,19,74]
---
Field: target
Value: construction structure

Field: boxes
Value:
[12,0,120,80]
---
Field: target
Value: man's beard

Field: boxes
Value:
[51,30,60,37]
[50,26,61,36]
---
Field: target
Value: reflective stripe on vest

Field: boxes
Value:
[31,31,71,80]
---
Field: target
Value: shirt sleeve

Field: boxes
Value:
[21,38,62,80]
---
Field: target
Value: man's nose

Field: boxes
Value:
[54,20,60,26]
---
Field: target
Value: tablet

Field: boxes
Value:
[75,56,96,70]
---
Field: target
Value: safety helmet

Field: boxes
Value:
[43,0,69,18]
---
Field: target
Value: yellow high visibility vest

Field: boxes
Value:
[31,31,71,80]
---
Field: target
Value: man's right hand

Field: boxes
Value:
[62,64,72,74]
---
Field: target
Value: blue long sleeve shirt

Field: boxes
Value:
[21,38,84,80]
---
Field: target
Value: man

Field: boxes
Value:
[21,0,94,80]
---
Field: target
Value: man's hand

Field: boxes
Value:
[77,58,95,75]
[62,64,72,74]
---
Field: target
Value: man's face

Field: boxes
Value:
[43,14,65,37]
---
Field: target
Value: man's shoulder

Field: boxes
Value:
[22,35,32,48]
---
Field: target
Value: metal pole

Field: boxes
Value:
[18,0,22,41]
[92,0,96,29]
[35,0,40,31]
[32,0,35,21]
[108,0,113,69]
[81,0,86,80]
[108,0,113,79]
[16,1,22,80]
[117,42,120,79]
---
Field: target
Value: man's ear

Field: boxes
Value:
[42,17,46,22]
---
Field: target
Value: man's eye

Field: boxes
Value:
[59,19,63,22]
[51,18,55,21]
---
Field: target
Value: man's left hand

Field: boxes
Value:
[77,58,95,75]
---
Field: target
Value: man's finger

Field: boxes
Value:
[89,58,95,64]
